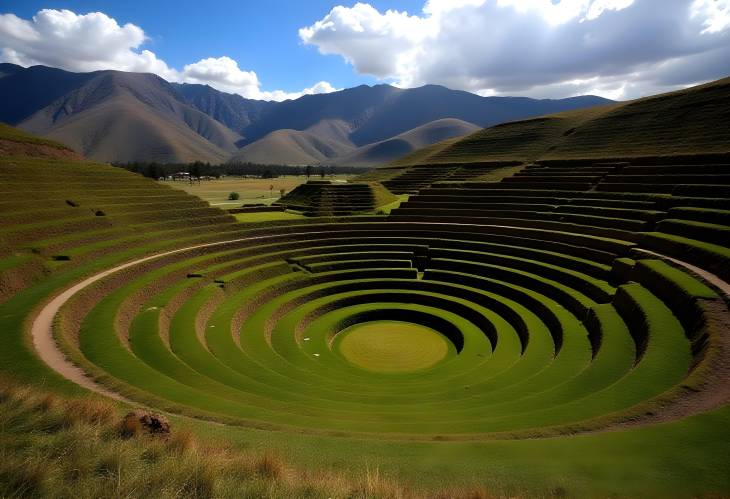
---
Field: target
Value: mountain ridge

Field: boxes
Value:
[0,63,614,165]
[389,76,730,167]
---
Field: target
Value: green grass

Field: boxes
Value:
[234,211,307,223]
[278,180,397,214]
[3,123,730,497]
[186,404,730,498]
[389,76,730,168]
[336,321,452,373]
[41,229,698,436]
[0,122,74,150]
[635,259,718,298]
[11,374,728,498]
[376,194,409,214]
[167,175,354,207]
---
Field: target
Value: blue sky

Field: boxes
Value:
[1,1,729,101]
[1,0,422,93]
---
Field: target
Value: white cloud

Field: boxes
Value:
[691,0,730,33]
[179,56,341,100]
[299,3,431,79]
[181,56,260,95]
[584,0,636,21]
[0,9,177,79]
[0,9,338,101]
[301,0,730,100]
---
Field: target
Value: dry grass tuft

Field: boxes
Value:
[166,428,196,453]
[0,378,500,498]
[0,457,47,498]
[256,450,285,480]
[36,393,59,412]
[64,398,116,426]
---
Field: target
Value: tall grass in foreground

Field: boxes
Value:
[0,379,496,499]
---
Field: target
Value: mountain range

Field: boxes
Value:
[0,63,612,166]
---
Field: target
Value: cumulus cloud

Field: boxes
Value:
[691,0,730,33]
[179,56,340,100]
[0,9,337,101]
[0,9,177,79]
[300,0,730,99]
[181,56,259,95]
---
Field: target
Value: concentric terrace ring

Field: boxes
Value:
[33,222,729,440]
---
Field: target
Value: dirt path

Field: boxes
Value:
[30,234,281,402]
[29,224,730,439]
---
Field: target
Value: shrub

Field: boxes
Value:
[228,192,240,201]
[256,451,284,480]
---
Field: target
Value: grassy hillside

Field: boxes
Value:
[277,180,398,214]
[3,96,730,499]
[3,377,489,499]
[392,76,730,166]
[0,122,84,160]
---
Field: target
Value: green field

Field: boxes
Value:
[2,80,730,499]
[233,211,308,223]
[167,175,354,207]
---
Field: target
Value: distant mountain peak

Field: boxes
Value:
[0,63,614,165]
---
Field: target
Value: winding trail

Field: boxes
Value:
[29,225,730,438]
[30,234,275,401]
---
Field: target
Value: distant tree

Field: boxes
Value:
[189,161,203,178]
[228,192,240,201]
[114,161,371,180]
[319,168,326,179]
[279,188,286,198]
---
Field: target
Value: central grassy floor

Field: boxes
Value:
[337,321,450,373]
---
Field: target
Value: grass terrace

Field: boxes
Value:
[2,122,730,497]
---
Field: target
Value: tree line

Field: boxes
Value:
[113,161,371,179]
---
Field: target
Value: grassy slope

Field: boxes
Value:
[1,379,494,499]
[2,124,730,498]
[5,378,726,499]
[0,123,73,149]
[391,76,730,166]
[278,181,398,212]
[166,176,329,207]
[0,123,238,388]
